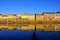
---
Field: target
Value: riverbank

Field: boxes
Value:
[0,21,60,24]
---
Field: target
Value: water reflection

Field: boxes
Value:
[0,24,60,40]
[0,36,2,40]
[0,24,60,32]
[8,37,13,40]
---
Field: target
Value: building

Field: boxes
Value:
[43,12,55,21]
[28,14,35,20]
[0,12,60,22]
[17,13,35,22]
[36,14,44,21]
[55,12,60,21]
[7,14,17,21]
[0,14,3,21]
[2,15,8,21]
[17,13,28,20]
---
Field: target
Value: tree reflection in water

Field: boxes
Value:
[32,31,37,40]
[32,23,37,40]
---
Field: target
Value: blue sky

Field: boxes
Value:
[0,0,60,14]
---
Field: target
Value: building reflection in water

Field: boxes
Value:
[0,24,60,40]
[0,24,60,32]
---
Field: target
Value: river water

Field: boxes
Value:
[0,24,60,40]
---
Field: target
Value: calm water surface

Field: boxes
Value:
[0,30,60,40]
[0,24,60,40]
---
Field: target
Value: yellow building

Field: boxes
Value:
[28,14,35,20]
[1,12,60,22]
[0,14,3,21]
[36,14,44,21]
[2,15,8,21]
[55,12,60,21]
[17,13,35,21]
[17,13,29,20]
[7,14,17,21]
[0,14,8,22]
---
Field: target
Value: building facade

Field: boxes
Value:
[17,13,35,22]
[55,12,60,21]
[0,12,60,22]
[0,14,3,21]
[7,14,17,21]
[36,14,44,21]
[43,12,55,21]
